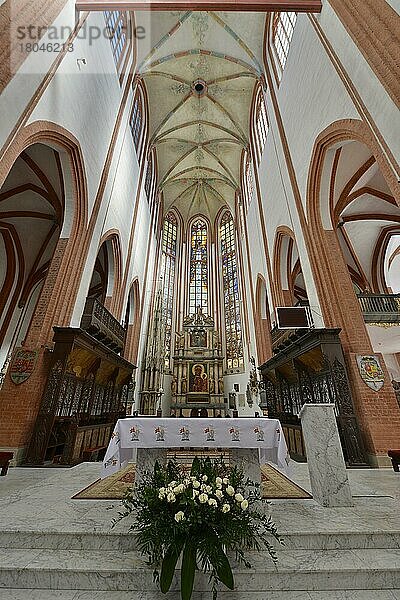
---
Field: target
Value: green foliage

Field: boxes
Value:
[181,541,197,600]
[113,458,283,600]
[160,537,185,593]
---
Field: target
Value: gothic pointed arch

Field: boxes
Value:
[124,278,141,364]
[255,274,272,365]
[92,229,123,318]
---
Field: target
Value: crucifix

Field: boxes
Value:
[76,0,321,13]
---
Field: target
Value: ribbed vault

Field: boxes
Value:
[135,10,266,222]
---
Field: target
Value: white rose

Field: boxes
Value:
[173,486,180,494]
[215,477,222,485]
[174,484,185,494]
[206,485,212,493]
[193,480,200,489]
[158,491,165,500]
[167,492,176,503]
[198,493,208,503]
[223,478,229,485]
[226,485,235,496]
[222,504,230,513]
[216,482,222,490]
[192,489,199,499]
[170,481,177,487]
[174,511,185,522]
[215,489,223,499]
[159,487,166,494]
[235,493,244,503]
[241,500,249,511]
[202,475,208,482]
[208,498,218,507]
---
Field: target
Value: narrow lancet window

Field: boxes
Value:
[220,212,244,370]
[160,213,178,368]
[189,219,208,315]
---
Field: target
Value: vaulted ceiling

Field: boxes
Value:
[135,11,266,222]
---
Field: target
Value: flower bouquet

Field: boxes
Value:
[115,457,282,600]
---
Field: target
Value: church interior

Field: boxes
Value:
[0,0,399,597]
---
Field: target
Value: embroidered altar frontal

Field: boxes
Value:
[102,417,289,478]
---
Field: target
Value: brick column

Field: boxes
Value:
[0,239,68,462]
[329,0,400,110]
[310,229,400,465]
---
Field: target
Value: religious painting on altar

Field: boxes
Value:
[190,328,207,348]
[189,362,209,393]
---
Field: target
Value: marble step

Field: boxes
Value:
[0,591,399,600]
[1,530,399,551]
[0,548,400,591]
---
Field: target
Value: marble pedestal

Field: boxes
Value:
[230,448,261,494]
[299,403,353,507]
[135,448,167,487]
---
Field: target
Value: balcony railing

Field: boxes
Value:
[80,298,126,354]
[357,294,400,323]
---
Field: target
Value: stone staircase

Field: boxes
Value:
[0,528,399,599]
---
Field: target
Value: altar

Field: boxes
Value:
[101,417,289,482]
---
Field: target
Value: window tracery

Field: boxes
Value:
[189,219,209,315]
[130,89,143,155]
[220,212,244,370]
[104,11,128,74]
[160,213,178,368]
[272,12,297,76]
[254,89,268,164]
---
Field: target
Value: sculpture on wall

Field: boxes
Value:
[171,377,177,394]
[181,376,187,394]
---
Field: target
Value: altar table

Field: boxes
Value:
[101,417,289,480]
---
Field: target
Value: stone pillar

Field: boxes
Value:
[230,448,261,491]
[299,403,353,507]
[135,448,167,487]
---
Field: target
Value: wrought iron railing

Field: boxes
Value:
[80,298,126,354]
[357,294,400,323]
[263,355,367,466]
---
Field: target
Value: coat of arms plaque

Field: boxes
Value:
[356,355,385,391]
[9,348,38,385]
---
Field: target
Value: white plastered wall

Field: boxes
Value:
[1,6,157,375]
[247,3,400,354]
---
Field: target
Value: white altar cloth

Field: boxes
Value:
[101,417,289,478]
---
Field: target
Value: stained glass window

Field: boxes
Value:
[160,213,178,368]
[189,219,208,315]
[272,12,297,75]
[130,91,143,154]
[104,11,127,72]
[255,90,268,163]
[220,212,244,370]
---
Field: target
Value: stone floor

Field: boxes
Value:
[0,461,399,535]
[0,462,399,599]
